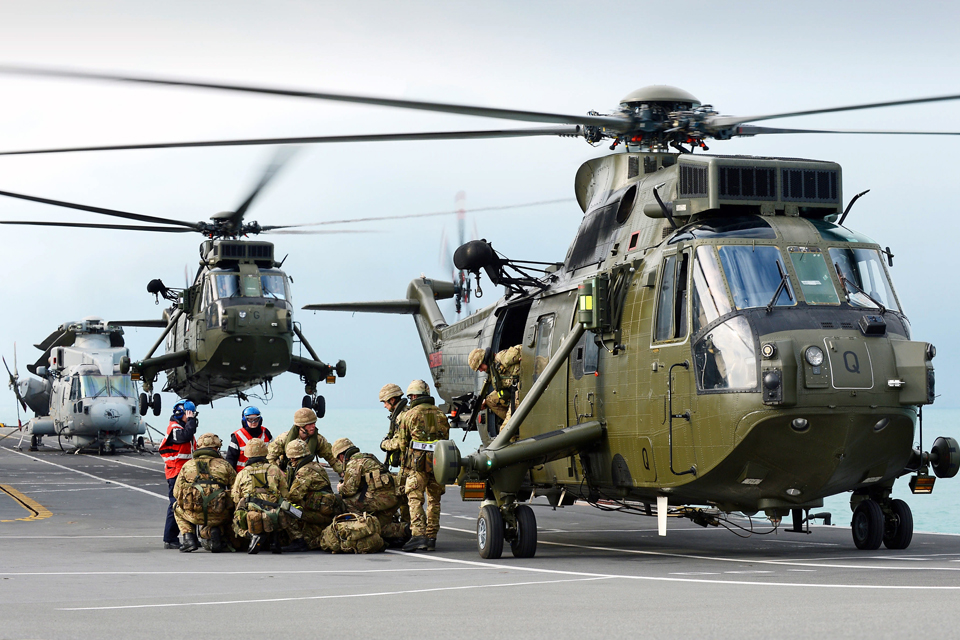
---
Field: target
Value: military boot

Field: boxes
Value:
[209,528,224,553]
[180,532,199,553]
[402,536,428,552]
[426,538,436,551]
[247,534,263,555]
[270,533,283,554]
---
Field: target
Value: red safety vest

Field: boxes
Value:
[233,425,272,470]
[159,420,196,479]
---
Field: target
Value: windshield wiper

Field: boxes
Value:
[834,262,885,315]
[765,261,794,314]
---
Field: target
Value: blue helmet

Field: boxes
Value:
[242,406,262,427]
[172,400,197,419]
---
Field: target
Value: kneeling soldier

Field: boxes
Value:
[232,438,289,554]
[174,433,237,553]
[334,437,407,547]
[282,438,341,551]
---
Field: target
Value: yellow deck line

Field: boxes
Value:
[0,484,53,522]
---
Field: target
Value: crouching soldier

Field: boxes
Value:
[174,433,237,553]
[268,407,343,474]
[334,437,408,547]
[232,438,289,554]
[282,439,342,551]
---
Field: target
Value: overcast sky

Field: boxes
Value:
[0,0,957,429]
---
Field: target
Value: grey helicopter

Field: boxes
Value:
[4,317,146,453]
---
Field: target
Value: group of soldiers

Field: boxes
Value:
[159,378,451,554]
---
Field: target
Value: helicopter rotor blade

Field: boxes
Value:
[0,189,201,229]
[734,125,960,137]
[0,127,584,157]
[258,228,376,235]
[230,146,298,226]
[0,65,629,130]
[0,220,196,233]
[2,355,27,412]
[709,93,960,129]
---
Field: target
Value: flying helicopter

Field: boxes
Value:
[4,318,145,453]
[0,151,349,417]
[0,67,959,557]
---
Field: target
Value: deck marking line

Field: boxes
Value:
[3,567,490,577]
[0,484,52,522]
[59,576,611,610]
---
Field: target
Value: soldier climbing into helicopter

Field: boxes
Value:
[469,346,522,431]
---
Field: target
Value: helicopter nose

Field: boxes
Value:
[89,401,134,428]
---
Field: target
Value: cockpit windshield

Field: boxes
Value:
[717,245,794,310]
[212,271,242,299]
[829,247,900,312]
[260,271,288,301]
[81,375,136,399]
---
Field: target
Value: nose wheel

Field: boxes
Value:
[476,503,538,559]
[138,393,162,416]
[301,394,326,418]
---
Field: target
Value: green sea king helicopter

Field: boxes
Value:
[0,151,347,416]
[0,67,958,556]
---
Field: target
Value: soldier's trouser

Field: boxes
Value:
[174,504,230,537]
[405,471,444,538]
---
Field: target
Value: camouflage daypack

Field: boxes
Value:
[319,512,384,554]
[181,459,231,525]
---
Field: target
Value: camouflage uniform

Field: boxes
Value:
[379,385,410,527]
[485,345,522,424]
[386,394,450,540]
[231,439,289,541]
[338,444,404,540]
[267,425,342,474]
[284,440,340,550]
[173,435,237,544]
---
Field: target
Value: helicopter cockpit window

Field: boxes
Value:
[69,376,81,401]
[718,245,795,310]
[808,218,876,244]
[829,247,900,312]
[81,375,109,399]
[532,314,555,382]
[654,253,689,342]
[788,247,840,305]
[693,316,758,391]
[108,375,136,398]
[692,246,733,334]
[669,215,776,245]
[212,272,242,299]
[260,272,288,300]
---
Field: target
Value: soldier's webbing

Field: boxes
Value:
[191,459,227,527]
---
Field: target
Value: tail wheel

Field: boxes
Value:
[477,505,504,559]
[882,499,914,550]
[510,504,537,558]
[138,393,149,416]
[313,395,326,419]
[852,499,883,550]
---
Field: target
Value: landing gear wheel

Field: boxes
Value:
[136,436,145,452]
[313,395,326,419]
[931,436,960,478]
[477,505,504,559]
[151,394,162,417]
[301,395,312,409]
[510,504,538,558]
[138,393,149,416]
[29,435,39,451]
[852,499,884,550]
[882,499,914,550]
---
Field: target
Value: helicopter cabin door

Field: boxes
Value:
[651,247,698,477]
[485,300,532,439]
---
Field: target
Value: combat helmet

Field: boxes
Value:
[244,438,268,458]
[468,348,488,371]
[285,438,310,460]
[196,433,222,450]
[379,383,403,403]
[332,437,355,459]
[406,379,430,396]
[294,407,318,426]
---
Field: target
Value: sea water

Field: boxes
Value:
[160,405,959,534]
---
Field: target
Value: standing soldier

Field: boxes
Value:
[231,438,288,554]
[385,379,449,552]
[282,439,341,551]
[159,400,198,550]
[226,406,273,472]
[174,433,237,553]
[334,437,407,546]
[378,383,410,527]
[468,345,522,431]
[267,407,342,474]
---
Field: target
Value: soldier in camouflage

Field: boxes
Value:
[282,438,341,551]
[174,433,237,553]
[231,438,289,554]
[469,345,522,430]
[334,437,407,546]
[383,379,450,552]
[267,407,342,474]
[378,383,411,527]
